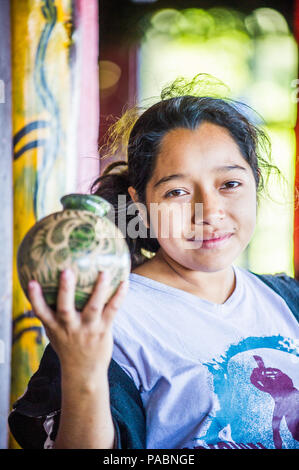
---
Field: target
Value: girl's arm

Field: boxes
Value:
[54,368,115,449]
[28,269,129,449]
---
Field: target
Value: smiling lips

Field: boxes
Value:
[187,233,233,248]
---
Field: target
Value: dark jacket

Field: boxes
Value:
[8,272,299,449]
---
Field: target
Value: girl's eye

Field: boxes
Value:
[164,189,187,198]
[164,182,241,198]
[221,181,241,190]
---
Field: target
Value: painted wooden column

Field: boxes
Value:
[0,0,13,450]
[10,0,99,448]
[75,0,100,193]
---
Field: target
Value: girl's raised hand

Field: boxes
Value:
[28,269,129,378]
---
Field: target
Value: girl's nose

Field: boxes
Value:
[193,192,225,225]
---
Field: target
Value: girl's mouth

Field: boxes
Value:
[187,233,233,249]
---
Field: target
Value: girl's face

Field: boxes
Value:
[143,122,257,273]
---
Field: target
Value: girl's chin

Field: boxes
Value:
[160,245,241,271]
[182,260,234,273]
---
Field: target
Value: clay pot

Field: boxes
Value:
[17,194,131,311]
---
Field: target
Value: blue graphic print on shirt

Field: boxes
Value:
[190,336,299,450]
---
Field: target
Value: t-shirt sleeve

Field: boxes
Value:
[8,343,61,449]
[112,323,144,391]
[112,304,167,398]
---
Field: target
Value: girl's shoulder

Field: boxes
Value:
[250,271,299,321]
[251,270,298,289]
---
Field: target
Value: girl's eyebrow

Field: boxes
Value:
[153,173,186,189]
[153,165,248,190]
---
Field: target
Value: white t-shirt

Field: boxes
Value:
[112,265,299,449]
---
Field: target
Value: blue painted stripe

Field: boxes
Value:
[13,121,49,147]
[14,139,47,160]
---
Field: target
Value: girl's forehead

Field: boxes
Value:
[159,123,239,153]
[153,124,249,175]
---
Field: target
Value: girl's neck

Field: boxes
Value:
[132,250,236,305]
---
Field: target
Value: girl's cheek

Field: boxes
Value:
[149,205,180,238]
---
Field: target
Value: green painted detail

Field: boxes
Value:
[69,223,95,253]
[74,290,92,311]
[43,286,91,311]
[51,218,69,244]
[54,247,69,263]
[33,235,52,259]
[61,193,112,217]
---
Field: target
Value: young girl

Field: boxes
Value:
[9,81,299,450]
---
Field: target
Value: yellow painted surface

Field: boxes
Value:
[11,0,73,448]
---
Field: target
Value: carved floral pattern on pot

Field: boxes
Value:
[17,194,131,310]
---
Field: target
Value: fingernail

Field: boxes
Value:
[28,280,37,290]
[63,268,73,280]
[102,271,110,281]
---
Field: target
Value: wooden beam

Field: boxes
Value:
[0,0,13,450]
[75,0,100,193]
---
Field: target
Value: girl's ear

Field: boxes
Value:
[128,186,150,229]
[128,185,137,204]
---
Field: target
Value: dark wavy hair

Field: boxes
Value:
[91,79,280,270]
